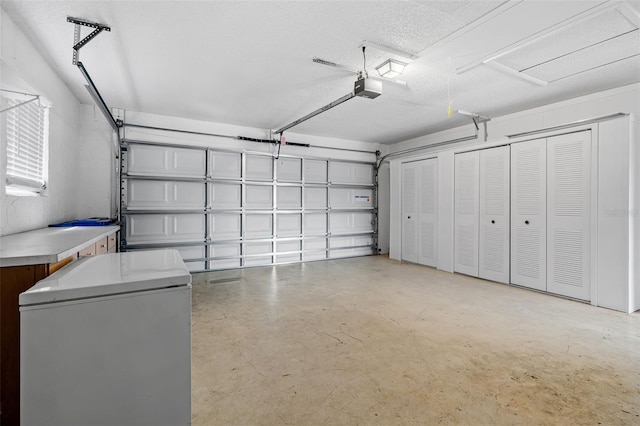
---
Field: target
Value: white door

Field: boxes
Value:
[454,151,479,277]
[401,162,418,263]
[546,132,591,300]
[418,159,438,267]
[511,139,547,290]
[479,146,510,284]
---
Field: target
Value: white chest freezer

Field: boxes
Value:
[20,249,192,426]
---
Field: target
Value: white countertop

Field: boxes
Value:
[19,249,190,305]
[0,225,120,267]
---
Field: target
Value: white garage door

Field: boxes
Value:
[120,140,376,271]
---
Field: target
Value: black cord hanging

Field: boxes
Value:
[275,133,283,159]
[362,46,368,78]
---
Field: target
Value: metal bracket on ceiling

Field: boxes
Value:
[67,16,119,133]
[67,16,111,65]
[457,110,491,141]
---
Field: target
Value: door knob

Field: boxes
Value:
[525,220,530,225]
[491,220,495,224]
[408,216,411,219]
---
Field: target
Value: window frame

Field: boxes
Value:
[2,93,50,196]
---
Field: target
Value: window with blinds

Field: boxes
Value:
[5,98,49,194]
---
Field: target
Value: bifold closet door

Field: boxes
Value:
[546,132,591,300]
[401,162,418,263]
[418,159,437,267]
[511,139,546,291]
[479,146,510,284]
[454,151,479,276]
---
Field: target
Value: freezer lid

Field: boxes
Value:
[19,249,191,306]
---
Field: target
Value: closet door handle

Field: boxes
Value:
[407,216,411,219]
[525,220,530,225]
[491,220,495,224]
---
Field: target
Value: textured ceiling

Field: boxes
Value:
[2,0,639,144]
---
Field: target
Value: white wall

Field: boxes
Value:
[76,104,116,219]
[631,116,640,312]
[390,83,640,155]
[389,83,640,272]
[122,110,382,164]
[0,8,96,235]
[597,117,626,311]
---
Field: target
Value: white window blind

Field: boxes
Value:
[5,98,48,192]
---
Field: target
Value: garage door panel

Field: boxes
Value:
[245,185,273,209]
[329,162,373,185]
[277,158,302,182]
[276,214,301,237]
[329,236,373,258]
[173,215,205,238]
[210,214,241,239]
[276,241,301,263]
[304,213,327,235]
[303,238,327,260]
[210,243,241,269]
[330,188,373,209]
[127,180,205,210]
[244,242,272,266]
[127,145,205,177]
[126,214,205,243]
[330,212,373,234]
[246,214,273,238]
[210,151,241,179]
[123,143,376,270]
[174,150,206,175]
[277,187,302,209]
[210,183,241,209]
[246,155,273,180]
[304,187,327,209]
[304,160,328,182]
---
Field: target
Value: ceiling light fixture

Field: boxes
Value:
[375,59,407,79]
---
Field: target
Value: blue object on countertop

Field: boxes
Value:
[49,218,116,227]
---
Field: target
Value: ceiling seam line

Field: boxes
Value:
[457,1,624,73]
[547,53,640,83]
[518,28,640,73]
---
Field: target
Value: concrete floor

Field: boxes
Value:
[191,256,640,425]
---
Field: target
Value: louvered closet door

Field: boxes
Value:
[454,151,479,276]
[511,139,546,290]
[418,159,437,267]
[547,132,591,300]
[479,146,510,284]
[401,162,418,263]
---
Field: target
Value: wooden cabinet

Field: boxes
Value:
[79,243,97,257]
[0,226,119,426]
[0,265,47,426]
[107,234,117,253]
